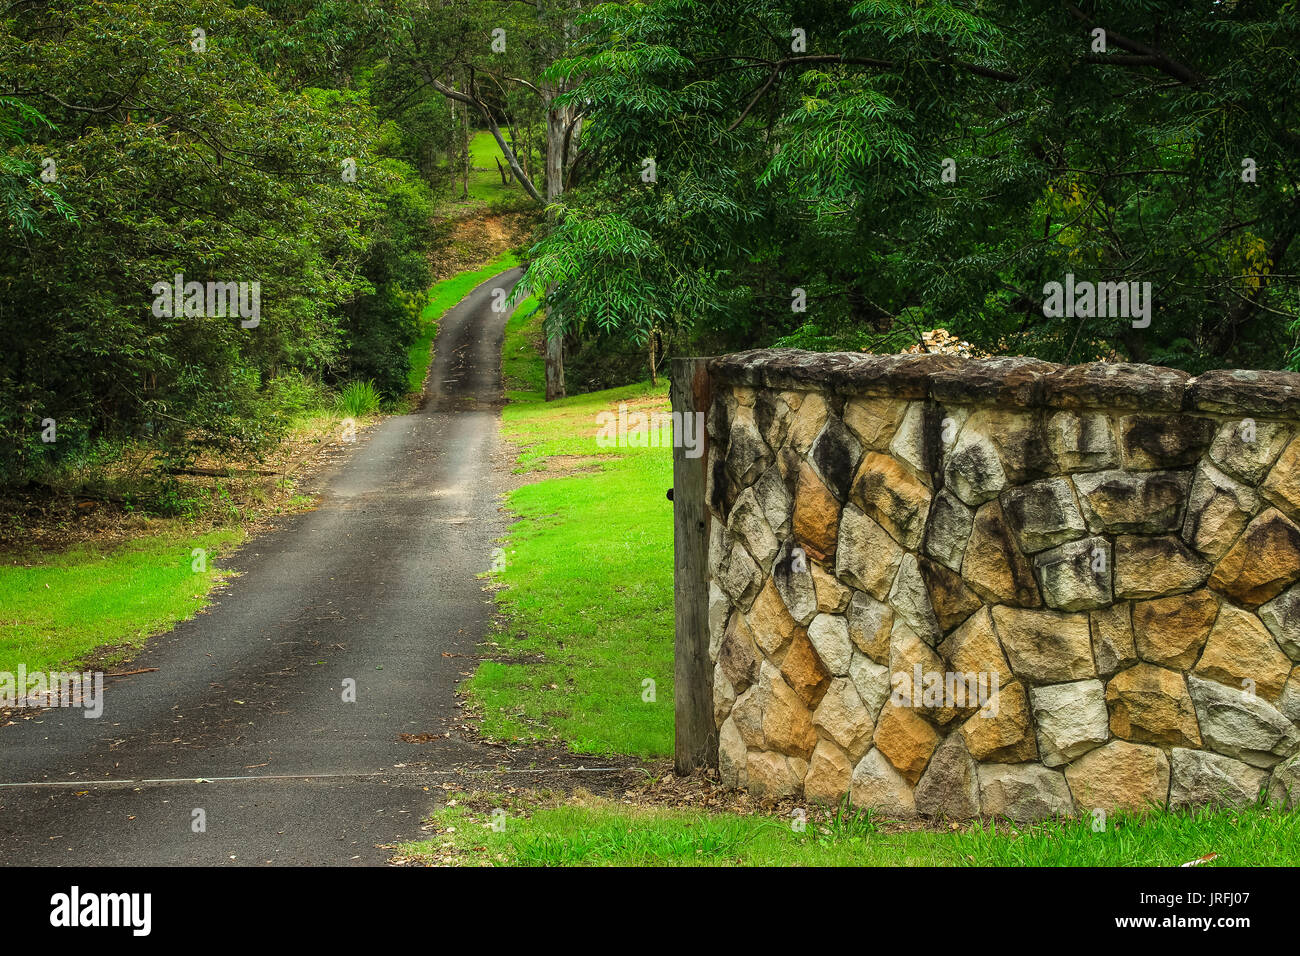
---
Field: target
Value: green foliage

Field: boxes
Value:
[336,380,382,418]
[0,1,438,487]
[525,0,1300,373]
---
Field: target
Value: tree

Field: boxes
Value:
[517,0,1300,376]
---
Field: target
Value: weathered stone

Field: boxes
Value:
[745,750,807,801]
[836,504,904,601]
[807,613,854,677]
[1259,583,1300,661]
[972,408,1058,485]
[778,633,830,712]
[843,396,907,451]
[919,558,982,633]
[944,418,1008,505]
[1195,603,1293,702]
[963,501,1042,607]
[1063,740,1171,813]
[914,733,980,818]
[1041,361,1188,411]
[1072,469,1191,534]
[772,538,818,624]
[1261,435,1300,518]
[849,651,891,722]
[923,490,974,573]
[1001,477,1087,554]
[727,486,779,574]
[1209,508,1300,607]
[1187,674,1300,768]
[1115,535,1210,599]
[1035,536,1113,611]
[977,763,1076,821]
[1090,603,1138,676]
[1210,418,1293,485]
[810,415,863,503]
[887,621,959,725]
[1030,679,1110,767]
[1047,410,1119,473]
[1119,414,1214,470]
[873,702,940,784]
[888,553,942,646]
[713,662,735,728]
[1132,589,1218,670]
[753,389,793,451]
[812,677,874,758]
[1281,667,1300,724]
[888,402,931,479]
[792,463,840,562]
[804,739,853,804]
[744,579,799,658]
[1185,368,1300,417]
[939,607,1014,687]
[1268,753,1300,809]
[754,465,793,539]
[1182,462,1258,561]
[753,660,820,758]
[1169,748,1270,809]
[929,356,1057,406]
[724,405,773,487]
[1106,663,1202,748]
[846,591,893,663]
[718,611,761,693]
[784,392,828,455]
[851,452,931,549]
[718,716,748,788]
[716,529,763,608]
[850,748,917,818]
[960,681,1038,763]
[992,606,1094,683]
[708,581,730,662]
[811,563,850,613]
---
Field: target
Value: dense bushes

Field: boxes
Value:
[0,1,436,487]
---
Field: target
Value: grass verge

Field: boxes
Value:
[399,789,1300,867]
[466,342,674,755]
[0,527,243,676]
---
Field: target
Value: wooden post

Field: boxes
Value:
[671,357,716,775]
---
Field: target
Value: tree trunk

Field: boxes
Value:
[542,87,572,401]
[460,98,470,200]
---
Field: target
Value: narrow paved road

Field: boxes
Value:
[0,267,565,865]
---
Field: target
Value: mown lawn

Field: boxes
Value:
[401,790,1300,867]
[0,527,243,676]
[465,314,675,755]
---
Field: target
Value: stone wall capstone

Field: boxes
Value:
[704,349,1300,820]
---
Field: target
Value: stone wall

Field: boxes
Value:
[704,350,1300,820]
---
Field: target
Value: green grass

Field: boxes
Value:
[953,802,1300,866]
[401,792,1300,867]
[463,131,537,207]
[336,379,381,418]
[408,249,522,393]
[502,295,546,402]
[468,310,674,755]
[0,527,244,676]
